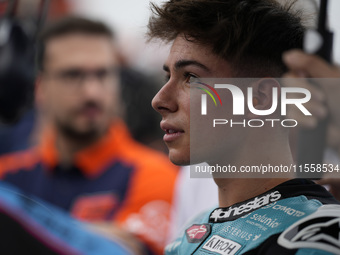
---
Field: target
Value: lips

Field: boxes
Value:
[165,129,181,134]
[161,122,185,142]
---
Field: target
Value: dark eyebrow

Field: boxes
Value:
[175,60,210,72]
[162,59,210,73]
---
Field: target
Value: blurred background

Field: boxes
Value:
[1,0,340,156]
[70,0,340,67]
[9,0,339,75]
[0,0,172,154]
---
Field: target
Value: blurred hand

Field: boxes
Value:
[316,177,340,201]
[281,72,327,129]
[283,50,340,200]
[283,50,340,151]
[87,222,147,255]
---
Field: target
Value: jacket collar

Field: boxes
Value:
[40,120,133,178]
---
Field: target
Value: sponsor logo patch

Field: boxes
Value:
[71,193,117,220]
[202,235,242,255]
[210,191,281,223]
[185,224,211,243]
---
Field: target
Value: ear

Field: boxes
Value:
[246,78,280,119]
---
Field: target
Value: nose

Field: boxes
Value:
[152,81,178,115]
[81,74,104,98]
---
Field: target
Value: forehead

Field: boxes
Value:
[44,33,118,70]
[166,35,232,77]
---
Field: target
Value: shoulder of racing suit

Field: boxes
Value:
[165,179,340,255]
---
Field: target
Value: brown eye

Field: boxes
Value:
[184,73,198,84]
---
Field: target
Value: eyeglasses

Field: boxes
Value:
[43,67,119,88]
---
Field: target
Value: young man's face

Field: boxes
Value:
[152,35,232,165]
[38,34,120,140]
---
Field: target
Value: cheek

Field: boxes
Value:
[190,90,238,162]
[101,86,120,114]
[45,88,76,115]
[107,84,119,102]
[181,88,192,117]
[183,99,190,119]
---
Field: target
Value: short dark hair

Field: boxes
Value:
[36,16,114,71]
[147,0,304,77]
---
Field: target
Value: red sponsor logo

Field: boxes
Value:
[71,193,117,221]
[186,224,211,243]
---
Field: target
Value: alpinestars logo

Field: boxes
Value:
[186,224,211,243]
[279,216,340,254]
[209,191,281,223]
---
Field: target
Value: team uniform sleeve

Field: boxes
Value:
[114,156,178,255]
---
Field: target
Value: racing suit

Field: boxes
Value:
[165,179,340,255]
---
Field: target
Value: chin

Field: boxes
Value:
[169,150,190,166]
[60,124,101,141]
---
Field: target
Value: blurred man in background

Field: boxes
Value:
[0,16,178,255]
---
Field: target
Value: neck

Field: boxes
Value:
[212,129,294,207]
[215,178,290,207]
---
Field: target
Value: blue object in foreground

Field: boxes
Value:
[0,181,132,255]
